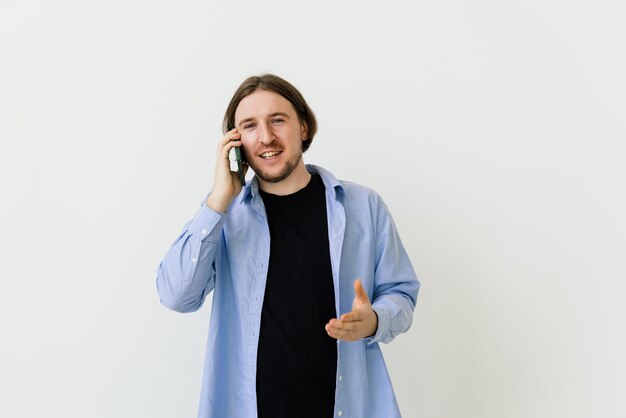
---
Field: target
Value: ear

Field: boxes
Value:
[300,121,308,141]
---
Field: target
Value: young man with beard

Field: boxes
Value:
[156,74,420,418]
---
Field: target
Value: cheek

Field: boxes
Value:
[240,136,255,156]
[239,131,255,144]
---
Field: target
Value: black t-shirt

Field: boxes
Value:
[256,174,338,418]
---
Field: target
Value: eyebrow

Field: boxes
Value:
[237,112,291,128]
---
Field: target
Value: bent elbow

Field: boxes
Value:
[155,269,203,313]
[159,295,202,313]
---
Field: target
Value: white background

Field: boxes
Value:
[1,0,625,417]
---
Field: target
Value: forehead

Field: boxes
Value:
[234,89,296,122]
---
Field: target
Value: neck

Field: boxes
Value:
[258,160,311,196]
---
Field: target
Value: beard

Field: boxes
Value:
[248,151,303,184]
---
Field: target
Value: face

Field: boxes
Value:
[234,89,307,184]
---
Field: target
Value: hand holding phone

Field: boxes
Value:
[206,129,246,213]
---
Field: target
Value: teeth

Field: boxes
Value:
[260,151,280,158]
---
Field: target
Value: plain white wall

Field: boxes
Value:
[1,0,625,417]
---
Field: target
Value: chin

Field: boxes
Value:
[252,160,299,184]
[256,168,293,183]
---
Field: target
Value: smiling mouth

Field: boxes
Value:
[259,151,282,159]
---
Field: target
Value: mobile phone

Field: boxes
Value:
[234,145,246,187]
[229,124,246,187]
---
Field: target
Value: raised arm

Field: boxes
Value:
[156,129,247,312]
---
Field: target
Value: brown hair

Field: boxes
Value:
[223,74,318,152]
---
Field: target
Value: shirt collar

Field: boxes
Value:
[240,176,257,204]
[240,164,345,204]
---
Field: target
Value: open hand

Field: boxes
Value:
[325,279,378,342]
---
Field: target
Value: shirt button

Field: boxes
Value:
[338,375,343,381]
[192,257,197,263]
[337,411,343,416]
[201,229,207,235]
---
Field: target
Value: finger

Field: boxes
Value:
[218,139,243,161]
[326,327,340,340]
[325,323,339,339]
[224,127,240,138]
[354,279,370,304]
[326,324,359,342]
[217,130,241,148]
[327,319,360,332]
[326,323,349,340]
[340,311,364,322]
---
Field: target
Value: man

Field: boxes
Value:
[156,74,420,418]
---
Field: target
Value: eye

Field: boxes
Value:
[243,123,256,129]
[271,118,284,124]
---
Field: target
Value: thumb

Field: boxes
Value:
[353,279,370,304]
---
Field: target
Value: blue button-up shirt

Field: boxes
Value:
[156,165,420,418]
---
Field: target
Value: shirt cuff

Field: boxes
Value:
[188,203,226,242]
[367,304,390,344]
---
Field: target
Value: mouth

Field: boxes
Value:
[259,150,283,159]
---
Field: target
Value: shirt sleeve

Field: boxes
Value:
[368,195,420,344]
[156,203,226,313]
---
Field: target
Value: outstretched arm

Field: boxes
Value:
[326,194,420,344]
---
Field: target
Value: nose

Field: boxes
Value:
[258,122,274,144]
